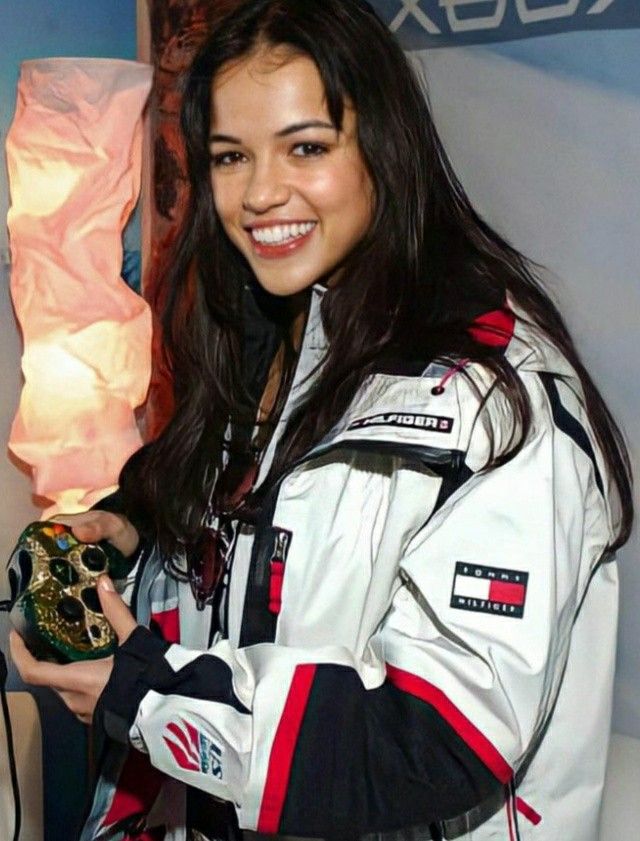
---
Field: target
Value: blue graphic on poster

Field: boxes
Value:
[371,0,639,48]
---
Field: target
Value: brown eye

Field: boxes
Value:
[291,142,329,157]
[211,150,246,167]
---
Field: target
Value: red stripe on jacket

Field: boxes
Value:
[468,307,515,348]
[257,664,317,833]
[102,750,164,830]
[151,607,180,643]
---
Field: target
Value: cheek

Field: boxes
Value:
[211,180,243,244]
[304,169,367,218]
[210,176,227,218]
[342,172,375,234]
[211,175,241,221]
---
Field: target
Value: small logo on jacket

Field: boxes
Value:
[450,563,528,618]
[348,413,454,433]
[163,718,223,779]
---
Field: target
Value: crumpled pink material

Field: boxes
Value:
[6,58,154,512]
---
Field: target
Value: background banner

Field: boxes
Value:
[371,0,640,48]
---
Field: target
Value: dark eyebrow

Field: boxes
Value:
[275,120,336,137]
[209,133,242,144]
[209,120,337,144]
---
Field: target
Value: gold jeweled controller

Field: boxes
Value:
[7,521,134,663]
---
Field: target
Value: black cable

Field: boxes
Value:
[509,779,522,841]
[0,648,22,841]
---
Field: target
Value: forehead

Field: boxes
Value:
[210,47,331,129]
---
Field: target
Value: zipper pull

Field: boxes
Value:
[273,530,290,563]
[268,529,290,615]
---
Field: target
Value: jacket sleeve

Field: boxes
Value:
[97,369,612,836]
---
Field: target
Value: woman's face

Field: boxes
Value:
[209,46,374,297]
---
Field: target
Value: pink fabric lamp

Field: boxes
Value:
[6,58,154,513]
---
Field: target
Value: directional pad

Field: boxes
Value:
[50,557,80,587]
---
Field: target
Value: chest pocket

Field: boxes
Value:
[239,523,292,646]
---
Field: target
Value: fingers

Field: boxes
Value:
[52,510,140,557]
[11,630,115,725]
[9,630,67,688]
[55,655,114,723]
[97,576,138,644]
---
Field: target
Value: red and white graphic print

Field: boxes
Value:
[451,563,528,618]
[163,718,223,778]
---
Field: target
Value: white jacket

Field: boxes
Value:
[83,286,619,841]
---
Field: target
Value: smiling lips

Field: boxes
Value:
[247,221,317,257]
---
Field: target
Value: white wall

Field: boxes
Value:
[0,262,39,597]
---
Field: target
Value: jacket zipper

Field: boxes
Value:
[239,439,464,646]
[268,529,291,615]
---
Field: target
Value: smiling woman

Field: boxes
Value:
[9,1,633,840]
[209,47,374,296]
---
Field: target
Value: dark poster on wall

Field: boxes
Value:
[147,0,242,262]
[145,0,242,435]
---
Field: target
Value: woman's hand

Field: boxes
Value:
[52,510,140,558]
[9,576,138,724]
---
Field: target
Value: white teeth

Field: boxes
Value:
[251,222,315,245]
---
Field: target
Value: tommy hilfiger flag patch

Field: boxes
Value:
[451,563,528,618]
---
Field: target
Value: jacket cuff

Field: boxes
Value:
[97,625,170,744]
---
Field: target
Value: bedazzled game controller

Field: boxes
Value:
[6,521,135,663]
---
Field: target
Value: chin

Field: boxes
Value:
[253,273,318,298]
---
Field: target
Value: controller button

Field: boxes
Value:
[57,596,85,623]
[82,547,106,572]
[81,587,102,614]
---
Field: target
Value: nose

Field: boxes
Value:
[242,157,291,214]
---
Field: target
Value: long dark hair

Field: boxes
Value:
[121,0,633,553]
